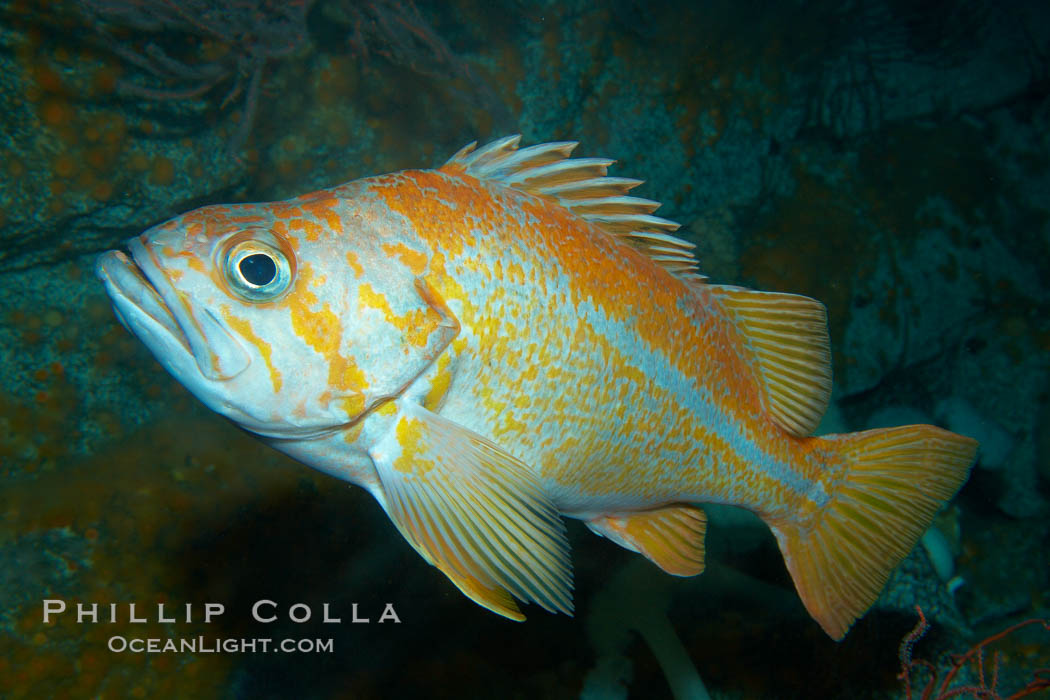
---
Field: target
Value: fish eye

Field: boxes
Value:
[221,236,292,302]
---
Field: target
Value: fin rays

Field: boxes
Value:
[711,285,832,436]
[372,405,573,620]
[443,135,700,280]
[587,504,708,577]
[770,425,976,639]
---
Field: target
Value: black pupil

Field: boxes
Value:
[239,253,277,287]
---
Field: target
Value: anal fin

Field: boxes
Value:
[587,504,707,577]
[369,403,573,621]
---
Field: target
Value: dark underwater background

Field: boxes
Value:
[1,0,1048,698]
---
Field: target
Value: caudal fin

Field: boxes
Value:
[769,425,977,640]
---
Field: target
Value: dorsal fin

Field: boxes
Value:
[710,285,832,437]
[442,136,704,282]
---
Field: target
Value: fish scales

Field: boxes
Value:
[97,136,977,638]
[361,167,807,513]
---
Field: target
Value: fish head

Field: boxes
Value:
[96,190,457,441]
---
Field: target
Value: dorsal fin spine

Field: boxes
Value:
[442,135,702,281]
[537,177,644,199]
[473,141,579,179]
[505,158,615,187]
[567,196,662,215]
[457,134,521,169]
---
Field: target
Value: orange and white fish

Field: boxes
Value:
[97,135,977,639]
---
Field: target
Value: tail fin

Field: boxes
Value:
[769,425,977,640]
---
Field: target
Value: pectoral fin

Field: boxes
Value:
[586,504,707,576]
[369,403,573,620]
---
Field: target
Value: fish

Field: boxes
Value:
[96,135,978,639]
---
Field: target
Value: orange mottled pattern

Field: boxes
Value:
[363,168,833,516]
[126,153,837,521]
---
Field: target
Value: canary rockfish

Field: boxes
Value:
[96,135,977,638]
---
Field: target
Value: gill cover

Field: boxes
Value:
[388,276,461,400]
[215,210,460,423]
[339,273,461,419]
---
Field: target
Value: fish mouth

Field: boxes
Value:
[96,237,249,381]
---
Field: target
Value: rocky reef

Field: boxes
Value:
[2,0,1048,697]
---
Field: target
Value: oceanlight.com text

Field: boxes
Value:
[107,636,334,654]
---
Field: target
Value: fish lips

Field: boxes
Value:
[95,237,250,383]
